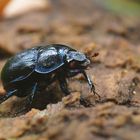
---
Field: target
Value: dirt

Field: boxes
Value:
[0,0,140,139]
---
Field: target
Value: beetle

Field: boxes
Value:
[0,44,100,111]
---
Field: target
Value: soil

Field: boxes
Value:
[0,0,140,139]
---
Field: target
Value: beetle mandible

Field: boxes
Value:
[0,44,100,111]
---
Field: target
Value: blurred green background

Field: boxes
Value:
[97,0,140,16]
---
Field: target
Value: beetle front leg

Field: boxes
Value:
[67,69,81,77]
[82,71,100,99]
[58,76,91,107]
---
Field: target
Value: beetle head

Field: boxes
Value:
[66,51,90,69]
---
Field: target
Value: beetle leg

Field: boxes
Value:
[27,83,38,106]
[80,96,93,107]
[58,77,70,96]
[82,71,100,99]
[15,83,38,115]
[67,69,81,77]
[0,89,17,104]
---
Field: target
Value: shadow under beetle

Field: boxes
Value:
[0,44,100,112]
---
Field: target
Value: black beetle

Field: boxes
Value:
[0,44,99,111]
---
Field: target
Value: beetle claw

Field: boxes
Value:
[92,90,101,100]
[90,85,101,100]
[80,96,93,107]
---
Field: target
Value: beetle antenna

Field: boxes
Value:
[87,52,99,61]
[91,52,99,58]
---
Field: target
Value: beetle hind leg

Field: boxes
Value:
[15,83,38,115]
[0,89,17,104]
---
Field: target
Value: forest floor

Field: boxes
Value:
[0,0,140,139]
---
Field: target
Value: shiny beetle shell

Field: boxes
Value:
[0,44,99,111]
